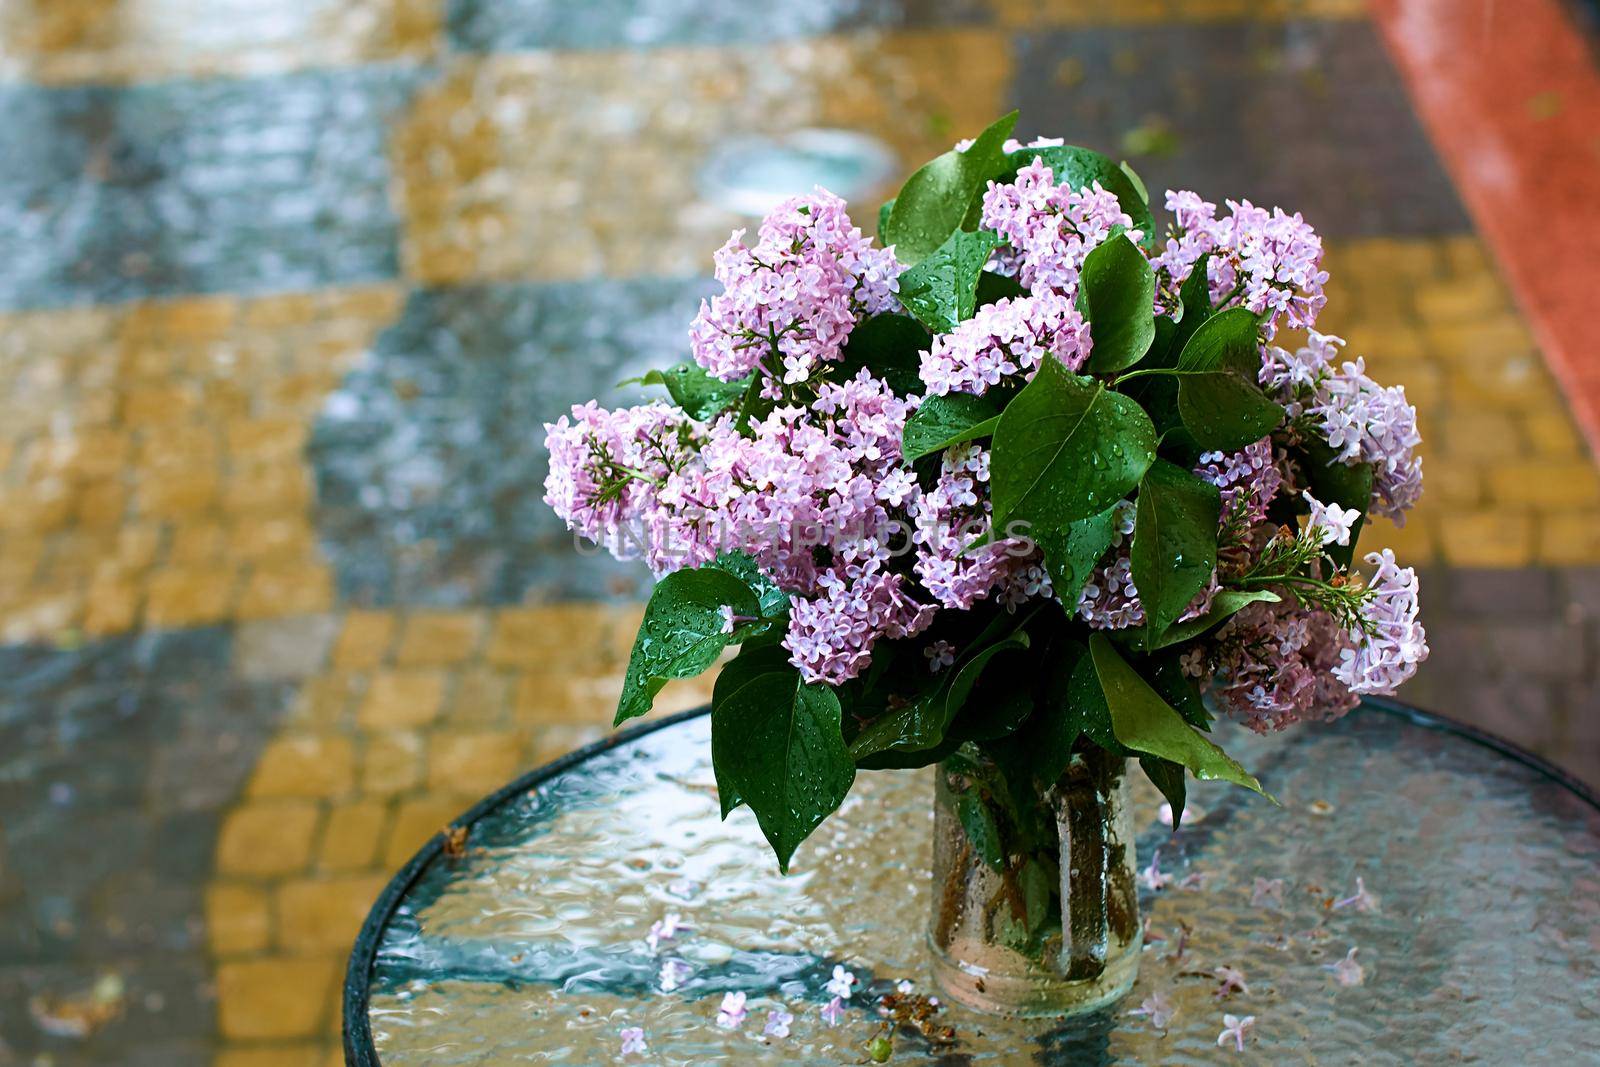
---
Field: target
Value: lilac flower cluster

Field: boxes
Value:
[920,291,1092,397]
[909,444,1044,612]
[1155,190,1328,335]
[1262,331,1425,523]
[688,190,899,388]
[1196,439,1283,530]
[980,160,1137,292]
[1201,598,1360,733]
[541,401,699,571]
[1333,549,1428,695]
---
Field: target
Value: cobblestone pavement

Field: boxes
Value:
[0,2,1596,1064]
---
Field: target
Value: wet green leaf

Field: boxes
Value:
[957,792,1005,872]
[1130,459,1221,643]
[621,360,750,421]
[990,357,1156,532]
[1088,634,1267,796]
[615,568,761,726]
[710,644,854,872]
[1080,233,1156,373]
[897,229,1003,334]
[1299,438,1374,571]
[902,392,1004,461]
[1032,502,1121,614]
[835,313,929,396]
[1141,588,1280,651]
[884,112,1018,265]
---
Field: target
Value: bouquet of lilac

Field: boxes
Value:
[545,113,1428,872]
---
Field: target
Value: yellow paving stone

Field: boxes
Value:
[1539,511,1600,565]
[1373,513,1436,565]
[216,802,322,879]
[1485,461,1600,510]
[0,0,441,84]
[358,671,446,729]
[168,520,229,565]
[360,731,425,796]
[395,30,1010,285]
[427,731,526,796]
[206,883,274,956]
[214,1046,327,1067]
[0,589,80,644]
[332,611,397,671]
[290,674,364,731]
[237,565,335,620]
[81,573,140,636]
[216,957,341,1040]
[221,468,313,515]
[449,667,515,725]
[144,566,237,628]
[227,418,309,466]
[1437,511,1536,568]
[528,724,610,767]
[115,524,165,570]
[384,798,468,869]
[395,611,485,668]
[275,875,388,953]
[136,469,220,518]
[1437,412,1522,462]
[248,736,357,799]
[230,517,318,563]
[1524,412,1585,458]
[487,604,633,671]
[317,801,390,872]
[72,479,129,528]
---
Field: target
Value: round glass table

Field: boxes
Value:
[344,701,1600,1064]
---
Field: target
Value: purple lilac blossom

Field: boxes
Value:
[1195,439,1282,528]
[1156,190,1327,335]
[688,190,898,387]
[980,161,1137,292]
[542,401,699,573]
[910,444,1037,612]
[1203,599,1360,733]
[1308,357,1425,523]
[919,291,1091,397]
[1333,549,1428,694]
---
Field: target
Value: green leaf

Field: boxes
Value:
[956,792,1005,872]
[1168,305,1283,451]
[1299,438,1374,571]
[1088,634,1268,796]
[1119,160,1150,206]
[732,372,775,436]
[623,361,750,421]
[835,313,929,396]
[1130,460,1221,642]
[1139,756,1187,829]
[884,112,1018,265]
[1141,589,1281,651]
[1174,306,1259,374]
[1079,233,1156,373]
[990,357,1157,532]
[902,392,1004,461]
[713,550,789,620]
[989,638,1092,785]
[848,690,948,762]
[615,568,760,726]
[1006,144,1156,249]
[877,197,895,238]
[1067,644,1136,757]
[975,270,1027,307]
[1032,503,1120,615]
[1177,372,1284,453]
[710,645,854,872]
[897,229,1003,334]
[1144,648,1211,730]
[945,633,1034,741]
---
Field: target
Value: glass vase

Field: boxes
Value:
[928,744,1141,1017]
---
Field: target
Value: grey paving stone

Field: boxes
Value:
[1009,20,1470,238]
[310,277,716,606]
[0,69,417,310]
[1439,567,1561,619]
[447,0,988,51]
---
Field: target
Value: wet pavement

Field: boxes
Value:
[0,1,1597,1064]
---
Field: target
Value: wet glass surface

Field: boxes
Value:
[363,706,1600,1063]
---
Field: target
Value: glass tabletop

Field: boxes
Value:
[344,703,1600,1064]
